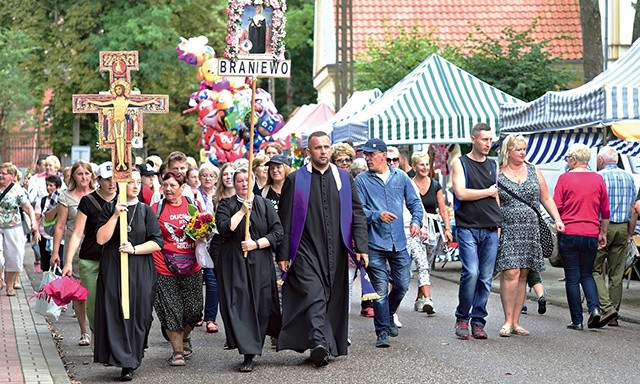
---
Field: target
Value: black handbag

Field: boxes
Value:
[498,181,556,259]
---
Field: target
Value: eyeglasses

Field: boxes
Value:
[0,172,11,176]
[387,157,400,163]
[363,151,380,158]
[200,174,217,179]
[335,158,352,164]
[564,155,573,162]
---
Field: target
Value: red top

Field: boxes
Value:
[151,197,202,276]
[553,171,610,238]
[140,184,153,205]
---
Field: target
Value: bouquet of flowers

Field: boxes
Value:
[184,204,217,268]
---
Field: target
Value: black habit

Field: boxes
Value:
[94,202,163,369]
[216,195,283,355]
[276,167,368,357]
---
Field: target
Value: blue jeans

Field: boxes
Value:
[455,227,499,326]
[559,234,599,324]
[203,267,219,321]
[366,248,411,335]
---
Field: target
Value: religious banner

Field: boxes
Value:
[72,51,169,318]
[225,0,287,61]
[72,51,169,181]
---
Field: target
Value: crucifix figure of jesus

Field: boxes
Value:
[84,80,159,171]
[72,51,168,319]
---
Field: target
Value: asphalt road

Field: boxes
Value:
[29,266,640,384]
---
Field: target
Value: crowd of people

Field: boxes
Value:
[1,123,638,381]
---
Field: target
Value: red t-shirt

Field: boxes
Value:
[553,172,610,238]
[151,197,202,276]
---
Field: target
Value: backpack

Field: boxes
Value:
[155,196,196,219]
[41,196,57,237]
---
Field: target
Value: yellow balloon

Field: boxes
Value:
[198,58,222,84]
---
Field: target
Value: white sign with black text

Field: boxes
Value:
[218,59,291,78]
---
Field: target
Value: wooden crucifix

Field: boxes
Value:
[72,51,169,319]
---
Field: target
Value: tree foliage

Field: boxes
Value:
[354,21,575,102]
[0,29,40,154]
[354,26,463,92]
[0,0,315,162]
[462,20,575,102]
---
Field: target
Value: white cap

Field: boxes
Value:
[96,162,113,179]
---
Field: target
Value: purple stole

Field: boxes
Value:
[282,164,379,301]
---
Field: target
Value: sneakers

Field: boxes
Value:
[360,307,374,318]
[422,298,435,315]
[537,296,547,315]
[376,331,390,348]
[392,313,402,328]
[471,323,488,339]
[521,305,528,315]
[79,333,91,346]
[388,316,399,337]
[454,320,470,340]
[414,297,426,312]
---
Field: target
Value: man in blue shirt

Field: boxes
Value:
[594,146,637,327]
[355,138,423,348]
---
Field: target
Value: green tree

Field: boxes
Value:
[354,26,463,92]
[353,22,575,103]
[1,0,228,161]
[462,20,576,101]
[0,29,41,160]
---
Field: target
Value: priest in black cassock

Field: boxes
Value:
[276,131,369,367]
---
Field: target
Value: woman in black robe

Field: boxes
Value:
[95,169,163,382]
[216,167,283,372]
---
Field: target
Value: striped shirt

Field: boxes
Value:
[598,164,637,223]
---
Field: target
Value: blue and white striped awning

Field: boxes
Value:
[500,38,640,134]
[366,54,522,145]
[504,127,640,165]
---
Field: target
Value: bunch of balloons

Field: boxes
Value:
[177,36,285,164]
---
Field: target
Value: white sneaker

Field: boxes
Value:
[423,298,436,315]
[392,313,403,328]
[414,297,426,312]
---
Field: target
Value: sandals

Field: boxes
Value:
[168,351,186,366]
[499,325,512,337]
[511,326,530,336]
[206,321,218,333]
[79,333,91,346]
[183,338,193,360]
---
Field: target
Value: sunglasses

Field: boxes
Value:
[387,157,400,163]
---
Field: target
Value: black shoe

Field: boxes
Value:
[120,368,134,382]
[587,308,602,329]
[388,317,399,337]
[239,355,254,372]
[310,345,329,367]
[599,308,618,328]
[566,322,583,331]
[537,296,547,315]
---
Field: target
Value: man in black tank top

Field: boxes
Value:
[450,123,502,340]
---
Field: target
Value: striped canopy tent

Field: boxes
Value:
[500,38,640,164]
[356,54,522,145]
[272,103,335,141]
[330,89,382,144]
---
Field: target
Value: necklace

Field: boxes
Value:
[126,203,138,233]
